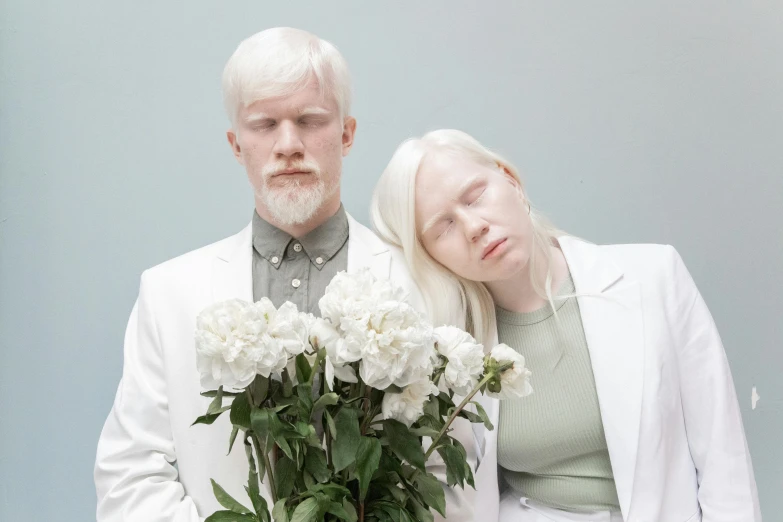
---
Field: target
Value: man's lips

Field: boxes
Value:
[274,169,311,176]
[482,238,507,260]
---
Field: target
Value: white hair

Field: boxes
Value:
[222,27,352,126]
[370,130,565,345]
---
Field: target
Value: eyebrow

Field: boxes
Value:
[244,112,272,124]
[420,175,484,235]
[297,106,331,117]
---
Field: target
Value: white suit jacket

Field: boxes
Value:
[95,215,476,522]
[472,237,761,522]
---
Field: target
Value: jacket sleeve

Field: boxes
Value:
[667,246,761,522]
[94,271,203,522]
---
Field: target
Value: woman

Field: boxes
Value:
[370,130,760,522]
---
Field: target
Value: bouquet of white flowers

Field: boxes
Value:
[193,268,531,522]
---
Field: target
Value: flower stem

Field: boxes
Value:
[423,363,510,461]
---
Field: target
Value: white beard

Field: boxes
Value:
[256,159,339,226]
[261,177,338,226]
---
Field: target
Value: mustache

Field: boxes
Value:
[261,160,322,179]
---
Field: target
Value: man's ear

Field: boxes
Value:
[227,129,244,165]
[341,116,357,157]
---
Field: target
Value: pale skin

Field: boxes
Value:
[226,78,357,238]
[415,153,569,314]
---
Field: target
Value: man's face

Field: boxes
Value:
[227,77,356,225]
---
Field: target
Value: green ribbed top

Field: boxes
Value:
[495,273,620,512]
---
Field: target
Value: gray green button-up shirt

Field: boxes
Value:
[251,206,349,315]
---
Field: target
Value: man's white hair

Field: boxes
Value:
[222,27,352,126]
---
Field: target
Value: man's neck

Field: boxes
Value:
[254,198,342,239]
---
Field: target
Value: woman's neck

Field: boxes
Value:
[485,244,568,314]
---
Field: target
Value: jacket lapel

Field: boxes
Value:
[212,223,254,304]
[559,236,644,518]
[346,214,391,279]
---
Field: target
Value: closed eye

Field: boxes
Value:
[436,220,454,239]
[468,189,486,206]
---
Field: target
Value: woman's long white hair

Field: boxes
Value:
[370,130,564,346]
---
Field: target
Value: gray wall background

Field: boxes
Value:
[1,1,780,520]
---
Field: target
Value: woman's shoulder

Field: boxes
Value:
[559,236,686,283]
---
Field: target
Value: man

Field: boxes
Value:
[94,27,475,521]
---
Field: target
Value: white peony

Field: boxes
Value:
[195,299,282,390]
[268,302,311,357]
[381,377,440,427]
[318,269,437,390]
[434,325,485,395]
[318,269,406,326]
[487,344,533,399]
[310,318,357,390]
[356,300,436,389]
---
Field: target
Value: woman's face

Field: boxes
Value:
[415,152,535,283]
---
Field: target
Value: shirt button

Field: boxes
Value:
[293,243,302,252]
[315,257,324,265]
[291,279,301,288]
[271,256,279,264]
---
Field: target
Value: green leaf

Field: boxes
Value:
[306,482,352,499]
[227,426,240,456]
[456,408,484,424]
[470,401,494,430]
[451,438,474,488]
[295,353,313,384]
[332,407,361,471]
[269,415,299,461]
[192,408,230,426]
[250,376,269,407]
[275,456,297,499]
[296,383,314,413]
[341,498,358,522]
[243,436,269,519]
[407,496,435,522]
[290,497,319,522]
[413,472,446,517]
[325,500,356,521]
[303,470,316,490]
[438,391,456,412]
[355,437,381,501]
[382,419,426,470]
[250,408,274,456]
[408,426,440,438]
[304,446,331,483]
[272,498,289,522]
[204,510,258,521]
[201,389,242,397]
[325,410,338,440]
[423,397,440,419]
[283,374,294,397]
[208,386,225,414]
[311,392,339,413]
[436,444,467,487]
[230,392,252,429]
[210,479,252,514]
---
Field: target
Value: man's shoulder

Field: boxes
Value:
[142,224,250,285]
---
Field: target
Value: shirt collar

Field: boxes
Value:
[251,205,349,270]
